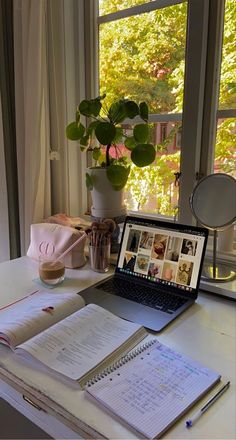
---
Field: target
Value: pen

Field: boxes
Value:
[186,381,230,428]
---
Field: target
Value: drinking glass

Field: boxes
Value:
[39,254,65,286]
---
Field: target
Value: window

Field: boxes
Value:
[98,0,186,217]
[215,0,236,177]
[87,0,235,224]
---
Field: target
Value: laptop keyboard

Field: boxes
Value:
[97,278,188,314]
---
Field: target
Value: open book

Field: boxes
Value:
[0,290,146,387]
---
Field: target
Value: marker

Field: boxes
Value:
[186,381,230,428]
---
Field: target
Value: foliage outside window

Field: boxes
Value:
[215,0,236,177]
[99,0,186,216]
[98,0,236,217]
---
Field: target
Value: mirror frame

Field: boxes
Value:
[190,173,236,231]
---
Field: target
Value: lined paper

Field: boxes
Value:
[17,304,143,380]
[86,340,220,439]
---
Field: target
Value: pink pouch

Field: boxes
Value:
[27,223,87,268]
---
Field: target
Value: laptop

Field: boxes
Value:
[80,216,208,332]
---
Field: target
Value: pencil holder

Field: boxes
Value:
[89,244,110,273]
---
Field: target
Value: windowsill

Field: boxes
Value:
[206,234,236,268]
[200,267,236,300]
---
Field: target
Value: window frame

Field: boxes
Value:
[84,0,235,231]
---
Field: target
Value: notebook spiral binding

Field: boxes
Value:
[86,339,157,388]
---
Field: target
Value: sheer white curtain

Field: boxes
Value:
[13,0,51,255]
[47,0,87,217]
[13,0,86,256]
[0,92,10,262]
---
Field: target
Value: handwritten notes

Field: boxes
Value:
[86,340,220,439]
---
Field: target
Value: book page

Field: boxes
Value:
[17,304,143,381]
[86,340,220,439]
[0,291,85,348]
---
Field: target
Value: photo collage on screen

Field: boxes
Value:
[122,227,198,290]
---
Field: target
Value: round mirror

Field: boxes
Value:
[190,173,236,230]
[190,173,236,282]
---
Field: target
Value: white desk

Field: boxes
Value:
[0,257,235,439]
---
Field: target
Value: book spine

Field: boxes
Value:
[85,339,157,388]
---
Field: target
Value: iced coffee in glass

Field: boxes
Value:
[39,254,65,286]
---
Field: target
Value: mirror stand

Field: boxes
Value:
[189,173,236,284]
[202,230,236,282]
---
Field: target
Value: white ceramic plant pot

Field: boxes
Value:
[87,167,127,219]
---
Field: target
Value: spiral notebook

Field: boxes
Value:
[85,339,221,439]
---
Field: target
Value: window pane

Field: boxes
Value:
[99,0,154,16]
[98,2,187,216]
[100,119,181,215]
[96,1,234,224]
[218,0,236,110]
[215,1,236,179]
[215,118,236,178]
[124,121,181,215]
[99,2,187,114]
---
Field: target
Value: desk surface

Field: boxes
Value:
[0,257,235,439]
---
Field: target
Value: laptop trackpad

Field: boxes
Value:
[97,295,169,332]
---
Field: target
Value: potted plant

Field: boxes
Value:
[66,94,156,218]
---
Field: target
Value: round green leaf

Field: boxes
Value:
[108,101,126,123]
[90,99,102,117]
[124,101,139,119]
[106,164,130,189]
[124,137,136,150]
[131,144,156,167]
[133,124,149,143]
[80,134,89,146]
[86,172,94,190]
[66,122,85,140]
[87,120,100,135]
[79,100,92,116]
[113,127,123,143]
[139,102,149,121]
[79,98,101,117]
[78,123,85,138]
[95,122,116,145]
[96,93,106,101]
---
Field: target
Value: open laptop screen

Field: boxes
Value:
[116,217,208,296]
